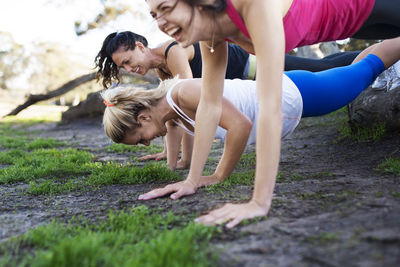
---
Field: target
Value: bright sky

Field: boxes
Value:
[0,0,169,65]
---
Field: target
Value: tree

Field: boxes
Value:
[0,32,30,90]
[339,38,380,51]
[28,42,84,94]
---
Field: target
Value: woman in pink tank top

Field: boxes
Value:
[145,0,400,228]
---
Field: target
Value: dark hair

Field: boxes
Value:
[182,0,226,12]
[94,31,148,89]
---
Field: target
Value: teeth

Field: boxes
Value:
[134,66,139,73]
[167,27,179,36]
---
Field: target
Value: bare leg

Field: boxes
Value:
[352,37,400,69]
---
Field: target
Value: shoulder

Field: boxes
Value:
[159,40,179,58]
[163,40,193,59]
[175,79,202,108]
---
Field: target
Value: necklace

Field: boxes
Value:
[204,22,215,53]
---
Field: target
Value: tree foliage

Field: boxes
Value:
[339,38,380,51]
[74,1,148,36]
[0,32,30,90]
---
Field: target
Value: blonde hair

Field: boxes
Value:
[101,77,181,143]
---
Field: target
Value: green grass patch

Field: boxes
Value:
[275,172,285,183]
[25,138,64,150]
[0,150,27,165]
[290,172,307,181]
[204,152,257,192]
[391,191,400,198]
[0,136,30,149]
[106,143,163,154]
[205,170,254,193]
[304,231,339,246]
[2,206,216,267]
[377,157,400,176]
[0,145,180,195]
[28,179,83,196]
[337,121,387,143]
[0,117,59,138]
[0,119,64,151]
[0,148,94,184]
[87,162,181,187]
[236,152,256,169]
[319,107,388,143]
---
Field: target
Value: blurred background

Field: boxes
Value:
[0,0,170,117]
[0,0,375,118]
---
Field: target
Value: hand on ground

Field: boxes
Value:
[138,151,167,162]
[138,180,197,200]
[194,200,269,228]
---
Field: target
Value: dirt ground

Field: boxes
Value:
[1,111,399,266]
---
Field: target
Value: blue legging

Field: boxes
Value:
[285,54,386,117]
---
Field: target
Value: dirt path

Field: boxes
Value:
[1,112,399,266]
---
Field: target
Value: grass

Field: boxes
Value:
[87,162,181,187]
[0,119,218,266]
[205,152,256,193]
[1,206,216,267]
[0,121,181,195]
[308,106,389,143]
[0,135,64,150]
[205,170,255,193]
[337,120,387,143]
[0,148,94,185]
[377,157,400,175]
[304,231,339,246]
[0,148,181,195]
[106,143,163,154]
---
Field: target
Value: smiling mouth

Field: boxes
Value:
[167,27,182,41]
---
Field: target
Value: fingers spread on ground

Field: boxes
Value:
[226,217,243,228]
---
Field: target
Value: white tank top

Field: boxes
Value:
[165,75,303,145]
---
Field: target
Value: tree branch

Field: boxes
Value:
[3,71,159,117]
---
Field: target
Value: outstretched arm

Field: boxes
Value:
[196,0,285,228]
[143,40,228,200]
[173,40,229,197]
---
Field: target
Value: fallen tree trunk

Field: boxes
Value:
[61,91,105,122]
[3,71,159,117]
[348,85,400,131]
[61,83,158,122]
[4,73,97,117]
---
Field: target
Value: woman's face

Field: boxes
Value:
[112,44,150,75]
[121,112,167,146]
[147,0,210,47]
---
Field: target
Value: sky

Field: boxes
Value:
[0,0,169,66]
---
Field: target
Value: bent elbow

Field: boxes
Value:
[244,118,253,136]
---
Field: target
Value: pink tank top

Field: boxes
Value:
[225,0,375,53]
